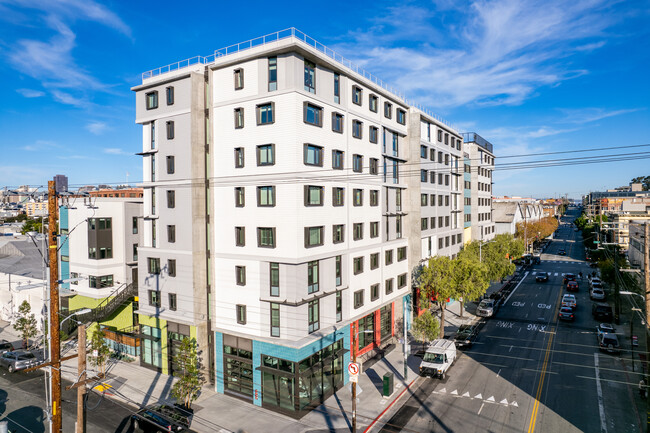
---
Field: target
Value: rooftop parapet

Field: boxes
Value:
[462,132,494,154]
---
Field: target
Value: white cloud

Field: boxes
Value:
[22,140,59,151]
[104,148,128,155]
[86,121,109,135]
[557,107,642,124]
[16,88,45,98]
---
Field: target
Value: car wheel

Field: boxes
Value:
[440,370,446,380]
[8,365,14,373]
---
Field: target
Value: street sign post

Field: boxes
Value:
[348,362,359,383]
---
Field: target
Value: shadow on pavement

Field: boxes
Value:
[2,405,46,432]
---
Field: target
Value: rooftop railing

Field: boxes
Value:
[141,28,455,129]
[462,132,494,153]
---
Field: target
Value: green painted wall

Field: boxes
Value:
[137,314,197,376]
[68,294,135,332]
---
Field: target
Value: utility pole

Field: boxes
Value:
[614,250,620,325]
[76,323,86,433]
[352,321,357,433]
[48,180,62,433]
[644,222,649,431]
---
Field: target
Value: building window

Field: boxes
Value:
[234,68,244,90]
[89,275,113,288]
[330,187,344,206]
[132,243,138,261]
[152,220,156,247]
[353,189,363,206]
[166,190,175,208]
[352,120,363,139]
[352,86,362,105]
[369,126,378,143]
[384,102,392,119]
[370,284,379,301]
[430,172,435,184]
[335,255,342,286]
[304,144,323,166]
[167,225,176,243]
[270,303,280,337]
[257,186,275,207]
[166,155,175,174]
[437,130,443,142]
[270,263,280,296]
[258,227,276,248]
[256,102,275,125]
[166,86,174,105]
[385,278,394,294]
[304,185,324,206]
[234,107,244,129]
[234,147,244,168]
[353,223,363,241]
[421,170,427,182]
[369,94,378,112]
[167,293,177,311]
[353,154,363,173]
[305,226,324,248]
[268,57,277,91]
[256,144,275,166]
[445,133,449,145]
[236,266,246,285]
[370,253,379,270]
[333,224,345,243]
[336,291,342,322]
[370,158,379,175]
[397,246,407,261]
[148,290,160,307]
[167,259,176,277]
[421,194,428,206]
[304,60,316,93]
[334,73,340,103]
[304,102,323,127]
[370,221,379,238]
[235,187,245,207]
[332,150,344,170]
[421,146,427,158]
[308,300,319,333]
[332,112,344,133]
[398,273,407,289]
[151,154,156,180]
[353,256,364,275]
[308,261,319,294]
[421,218,428,230]
[146,91,158,110]
[166,121,174,140]
[132,217,138,234]
[235,226,245,246]
[236,304,246,324]
[397,108,406,125]
[385,250,393,265]
[354,290,364,309]
[88,247,96,259]
[370,190,378,206]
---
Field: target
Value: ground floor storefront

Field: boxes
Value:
[138,315,196,375]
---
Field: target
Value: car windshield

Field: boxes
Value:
[17,354,35,360]
[479,301,493,308]
[422,353,445,363]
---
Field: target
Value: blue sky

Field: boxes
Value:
[0,0,648,199]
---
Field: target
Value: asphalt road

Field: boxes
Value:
[0,366,137,432]
[382,208,643,433]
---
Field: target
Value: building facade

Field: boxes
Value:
[463,133,495,243]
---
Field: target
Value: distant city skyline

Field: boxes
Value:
[0,0,648,199]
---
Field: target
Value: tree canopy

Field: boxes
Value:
[631,175,650,191]
[417,256,455,338]
[13,300,38,349]
[171,337,205,408]
[461,234,523,282]
[411,311,440,351]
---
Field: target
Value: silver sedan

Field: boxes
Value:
[0,350,40,373]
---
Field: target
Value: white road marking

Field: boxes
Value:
[509,346,513,352]
[486,396,495,402]
[478,403,485,415]
[511,401,518,407]
[500,398,509,405]
[451,389,458,395]
[504,271,529,304]
[554,273,559,276]
[497,368,502,377]
[594,353,608,433]
[439,388,447,393]
[475,393,483,399]
[532,272,537,275]
[462,391,470,397]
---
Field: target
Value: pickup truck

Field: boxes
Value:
[419,339,457,379]
[476,299,496,317]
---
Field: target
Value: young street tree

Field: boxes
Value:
[89,327,111,374]
[410,310,440,352]
[417,256,455,339]
[452,253,490,317]
[171,337,205,409]
[462,234,523,282]
[13,300,38,349]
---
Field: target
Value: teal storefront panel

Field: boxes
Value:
[214,331,224,394]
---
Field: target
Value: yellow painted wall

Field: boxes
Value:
[464,226,473,244]
[137,314,197,376]
[68,294,135,332]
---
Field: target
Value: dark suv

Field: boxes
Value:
[132,404,192,432]
[592,303,613,321]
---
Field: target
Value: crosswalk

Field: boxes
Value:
[531,271,586,276]
[432,387,519,408]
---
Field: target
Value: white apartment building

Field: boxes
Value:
[463,133,495,242]
[133,28,465,416]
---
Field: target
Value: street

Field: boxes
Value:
[380,208,643,433]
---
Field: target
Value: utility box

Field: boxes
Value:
[383,372,394,396]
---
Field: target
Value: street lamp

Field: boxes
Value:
[59,309,91,330]
[351,325,375,433]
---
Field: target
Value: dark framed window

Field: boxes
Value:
[268,57,277,91]
[430,148,435,161]
[384,101,392,119]
[304,144,323,166]
[166,121,174,140]
[148,290,160,307]
[335,255,342,287]
[307,261,319,294]
[336,291,342,322]
[169,293,177,311]
[236,266,246,286]
[257,186,276,207]
[385,278,394,295]
[304,185,324,206]
[370,284,379,301]
[168,259,176,277]
[132,243,138,261]
[353,189,363,206]
[166,190,175,208]
[397,108,406,125]
[353,154,363,173]
[421,218,428,230]
[352,120,363,139]
[421,170,427,182]
[304,60,316,93]
[256,102,275,125]
[332,150,344,170]
[370,158,378,175]
[369,94,378,112]
[353,223,363,241]
[304,226,324,248]
[236,304,246,324]
[398,273,407,289]
[385,250,393,265]
[354,290,364,309]
[370,221,379,238]
[333,224,344,243]
[235,187,245,207]
[257,227,276,248]
[235,226,245,246]
[257,144,274,166]
[430,172,435,183]
[304,102,323,127]
[234,147,244,168]
[234,68,244,90]
[369,126,378,143]
[421,145,427,158]
[353,256,364,275]
[308,300,319,333]
[333,73,340,103]
[352,86,362,105]
[270,303,280,337]
[166,86,174,105]
[148,257,160,274]
[370,190,378,206]
[333,187,345,206]
[167,225,176,243]
[332,112,344,133]
[370,253,379,270]
[146,91,158,110]
[437,130,442,142]
[132,217,138,234]
[166,156,175,174]
[397,246,407,261]
[421,194,428,206]
[270,263,280,296]
[234,107,244,129]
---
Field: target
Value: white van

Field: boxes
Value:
[419,339,457,379]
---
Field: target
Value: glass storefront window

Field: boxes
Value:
[358,313,375,349]
[381,305,392,341]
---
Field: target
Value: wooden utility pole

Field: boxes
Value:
[76,323,86,433]
[644,222,649,431]
[48,180,62,432]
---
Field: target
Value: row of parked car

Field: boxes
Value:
[0,341,41,373]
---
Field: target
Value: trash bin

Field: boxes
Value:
[383,372,394,396]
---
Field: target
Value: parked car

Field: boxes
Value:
[476,299,496,318]
[419,339,457,379]
[535,272,549,282]
[562,294,577,310]
[590,288,606,301]
[566,281,579,292]
[132,404,192,432]
[563,273,577,285]
[453,324,478,348]
[0,350,39,373]
[0,341,14,355]
[559,307,575,321]
[592,303,613,321]
[598,333,621,354]
[590,277,602,286]
[597,323,615,336]
[558,249,567,256]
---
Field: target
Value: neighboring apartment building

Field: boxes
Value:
[628,222,649,269]
[463,133,495,242]
[463,152,472,242]
[24,201,47,218]
[132,28,465,417]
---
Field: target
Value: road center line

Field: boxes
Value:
[594,353,608,433]
[504,271,529,304]
[478,402,485,415]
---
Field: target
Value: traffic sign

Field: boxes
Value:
[348,362,359,376]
